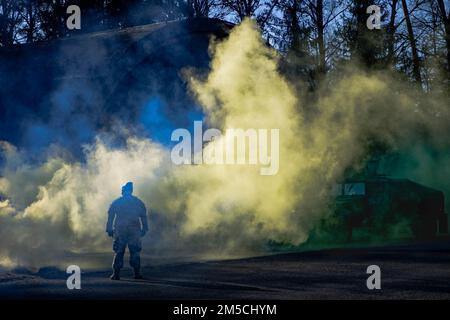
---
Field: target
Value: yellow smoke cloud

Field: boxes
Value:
[175,20,304,242]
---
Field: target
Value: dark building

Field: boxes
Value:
[0,18,233,150]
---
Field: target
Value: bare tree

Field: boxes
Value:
[37,0,68,40]
[220,0,261,20]
[18,0,43,43]
[0,0,22,46]
[303,0,347,73]
[186,0,221,17]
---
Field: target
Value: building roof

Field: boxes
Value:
[0,18,233,145]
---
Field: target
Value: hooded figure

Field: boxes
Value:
[106,182,148,280]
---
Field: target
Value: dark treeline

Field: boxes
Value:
[0,0,449,90]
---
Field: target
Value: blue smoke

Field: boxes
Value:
[139,96,204,147]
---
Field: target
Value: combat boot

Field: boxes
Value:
[110,269,121,280]
[134,268,143,280]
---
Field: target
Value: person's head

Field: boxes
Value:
[121,182,133,196]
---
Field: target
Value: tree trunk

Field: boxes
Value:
[26,2,35,43]
[437,0,450,82]
[401,0,422,84]
[386,0,398,65]
[289,0,301,51]
[316,0,326,74]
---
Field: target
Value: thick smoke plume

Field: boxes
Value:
[1,20,449,268]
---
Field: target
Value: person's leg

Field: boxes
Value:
[111,237,126,280]
[128,234,142,279]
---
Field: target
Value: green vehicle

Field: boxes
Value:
[334,175,448,242]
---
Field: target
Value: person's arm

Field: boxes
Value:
[106,203,115,236]
[139,201,149,234]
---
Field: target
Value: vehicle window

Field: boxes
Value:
[343,183,365,195]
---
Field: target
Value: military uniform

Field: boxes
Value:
[106,189,148,279]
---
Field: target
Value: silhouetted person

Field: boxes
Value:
[106,182,148,280]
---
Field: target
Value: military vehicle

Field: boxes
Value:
[334,174,448,242]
